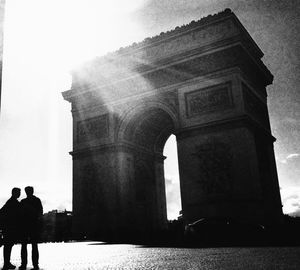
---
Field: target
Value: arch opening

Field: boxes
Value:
[122,107,176,152]
[121,106,181,231]
[163,134,182,221]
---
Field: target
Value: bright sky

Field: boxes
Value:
[0,0,299,219]
[0,0,182,217]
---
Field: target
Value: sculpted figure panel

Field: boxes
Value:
[192,139,233,195]
[185,82,233,117]
[77,115,109,143]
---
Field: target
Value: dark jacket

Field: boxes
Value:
[20,195,43,231]
[0,197,20,232]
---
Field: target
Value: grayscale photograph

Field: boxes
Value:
[0,0,299,269]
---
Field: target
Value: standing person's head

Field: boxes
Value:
[25,186,34,197]
[11,187,21,199]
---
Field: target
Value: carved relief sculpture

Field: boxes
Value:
[192,139,233,195]
[185,82,233,117]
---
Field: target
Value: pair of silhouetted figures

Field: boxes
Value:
[0,187,43,270]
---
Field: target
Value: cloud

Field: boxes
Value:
[286,153,300,160]
[281,186,300,217]
[279,153,300,164]
[283,117,300,127]
[291,201,300,207]
[277,152,300,187]
[165,175,181,220]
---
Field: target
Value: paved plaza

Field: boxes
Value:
[1,242,300,270]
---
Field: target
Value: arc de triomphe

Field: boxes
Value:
[63,9,282,240]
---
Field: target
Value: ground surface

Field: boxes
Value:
[1,242,300,270]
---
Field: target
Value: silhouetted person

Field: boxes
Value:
[19,187,43,270]
[0,187,21,270]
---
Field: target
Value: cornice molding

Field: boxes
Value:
[83,8,263,63]
[175,115,276,142]
[71,142,166,161]
[63,9,271,96]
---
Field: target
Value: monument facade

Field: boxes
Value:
[62,9,283,240]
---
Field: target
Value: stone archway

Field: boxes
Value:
[63,9,283,240]
[115,105,178,236]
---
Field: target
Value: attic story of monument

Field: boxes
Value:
[62,9,283,240]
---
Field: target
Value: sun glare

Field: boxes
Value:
[0,0,149,210]
[6,0,147,74]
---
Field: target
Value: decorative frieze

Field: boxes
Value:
[185,82,233,117]
[128,19,237,62]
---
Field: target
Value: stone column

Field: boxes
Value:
[177,124,264,224]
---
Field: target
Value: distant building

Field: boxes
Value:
[178,210,183,220]
[41,210,72,242]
